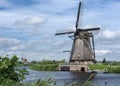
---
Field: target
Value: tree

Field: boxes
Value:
[0,55,28,84]
[102,58,107,64]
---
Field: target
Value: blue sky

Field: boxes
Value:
[0,0,120,61]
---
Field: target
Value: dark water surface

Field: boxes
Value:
[23,67,120,86]
[93,74,120,86]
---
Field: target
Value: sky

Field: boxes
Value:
[0,0,120,61]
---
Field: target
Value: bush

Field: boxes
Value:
[0,55,28,84]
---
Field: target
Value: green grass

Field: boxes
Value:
[88,64,120,73]
[88,64,109,70]
[29,63,58,71]
[107,66,120,73]
[29,60,65,71]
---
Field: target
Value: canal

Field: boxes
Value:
[23,67,120,86]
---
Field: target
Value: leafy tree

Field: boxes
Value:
[0,55,28,84]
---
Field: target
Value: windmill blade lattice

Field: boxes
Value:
[75,2,81,30]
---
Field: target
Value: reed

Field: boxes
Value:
[88,64,120,73]
[88,64,109,70]
[107,66,120,73]
[30,63,58,71]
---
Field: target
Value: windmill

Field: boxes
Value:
[55,2,100,65]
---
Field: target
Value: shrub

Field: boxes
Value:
[0,55,28,84]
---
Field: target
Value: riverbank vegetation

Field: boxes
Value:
[88,64,120,73]
[0,55,94,86]
[0,55,28,85]
[29,58,120,73]
[88,58,120,73]
[0,55,58,86]
[29,60,65,71]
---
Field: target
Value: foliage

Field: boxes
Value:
[88,64,120,73]
[82,80,95,86]
[37,60,65,64]
[102,58,107,64]
[108,61,120,65]
[0,55,28,84]
[106,66,120,73]
[0,76,55,86]
[29,60,65,71]
[88,64,109,70]
[82,73,96,86]
[18,61,29,66]
[30,64,58,71]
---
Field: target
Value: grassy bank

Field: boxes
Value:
[107,66,120,73]
[29,60,65,71]
[88,64,120,73]
[29,60,120,73]
[30,64,58,71]
[88,64,109,70]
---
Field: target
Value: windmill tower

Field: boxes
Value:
[55,2,100,71]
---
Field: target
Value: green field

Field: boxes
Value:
[88,64,120,73]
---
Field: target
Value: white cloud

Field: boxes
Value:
[25,16,45,25]
[102,30,116,39]
[7,45,26,51]
[95,50,112,55]
[14,16,46,29]
[0,37,20,45]
[0,37,21,52]
[97,29,120,40]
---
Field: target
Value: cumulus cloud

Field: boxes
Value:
[7,44,26,51]
[53,39,72,49]
[95,50,112,55]
[0,37,20,47]
[0,37,21,52]
[96,29,120,40]
[14,16,46,29]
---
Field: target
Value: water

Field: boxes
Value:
[93,74,120,86]
[23,67,120,86]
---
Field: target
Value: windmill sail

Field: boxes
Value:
[75,2,81,29]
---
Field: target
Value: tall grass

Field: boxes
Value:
[30,64,58,71]
[88,64,120,73]
[107,66,120,73]
[88,64,109,70]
